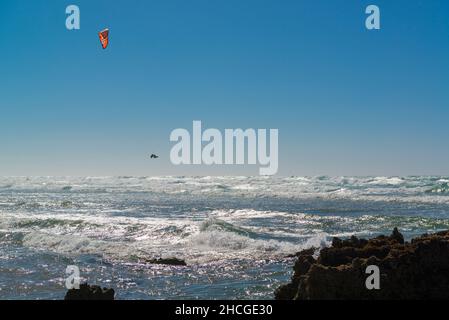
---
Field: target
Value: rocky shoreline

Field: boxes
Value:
[275,228,449,300]
[63,229,449,300]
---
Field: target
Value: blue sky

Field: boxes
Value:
[1,0,448,176]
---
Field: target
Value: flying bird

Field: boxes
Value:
[150,154,159,159]
[98,28,109,49]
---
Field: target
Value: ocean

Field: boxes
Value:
[1,176,449,300]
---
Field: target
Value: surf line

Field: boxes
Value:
[170,121,279,175]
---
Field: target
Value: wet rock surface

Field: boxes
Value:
[65,283,115,300]
[275,228,449,300]
[146,257,187,266]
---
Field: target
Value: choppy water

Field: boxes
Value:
[1,176,449,300]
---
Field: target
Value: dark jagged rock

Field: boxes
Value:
[275,229,449,300]
[276,249,317,300]
[391,227,404,244]
[286,247,316,258]
[146,257,187,266]
[65,283,115,300]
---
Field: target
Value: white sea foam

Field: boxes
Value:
[1,176,449,265]
[368,177,404,185]
[1,175,449,204]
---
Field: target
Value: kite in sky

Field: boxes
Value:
[99,28,109,49]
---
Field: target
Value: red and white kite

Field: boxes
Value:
[99,28,109,49]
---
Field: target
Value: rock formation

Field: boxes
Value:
[65,283,115,300]
[145,257,187,266]
[275,228,449,300]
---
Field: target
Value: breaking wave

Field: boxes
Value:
[426,182,449,194]
[1,176,449,267]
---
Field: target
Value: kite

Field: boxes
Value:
[98,28,109,49]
